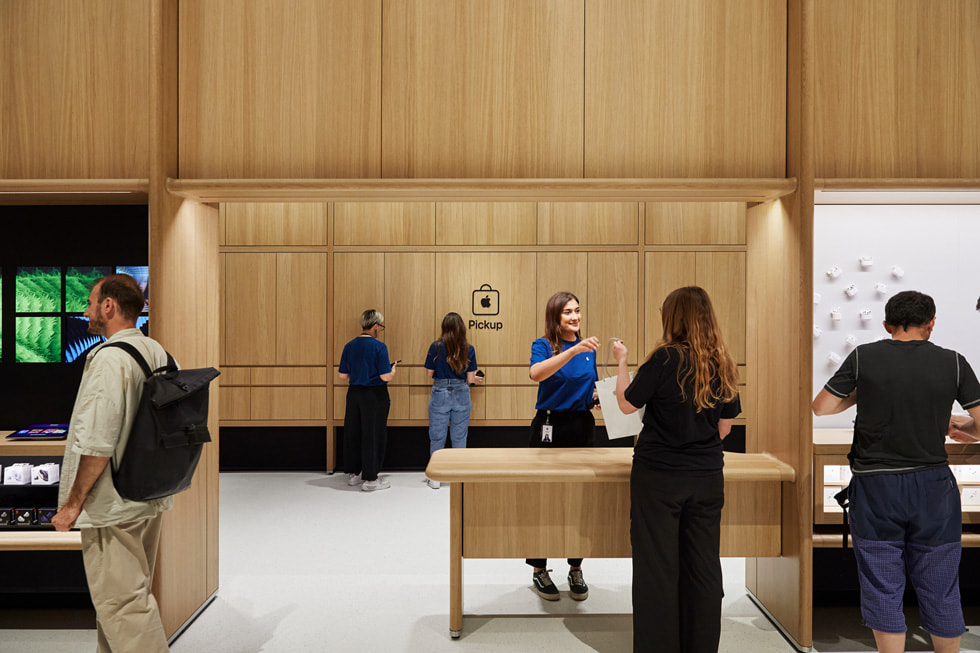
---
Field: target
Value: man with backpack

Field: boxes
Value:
[53,274,172,652]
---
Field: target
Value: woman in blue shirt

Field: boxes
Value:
[338,309,397,492]
[424,312,483,489]
[526,291,599,602]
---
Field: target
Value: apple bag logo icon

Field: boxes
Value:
[472,284,499,316]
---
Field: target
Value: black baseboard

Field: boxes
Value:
[219,424,745,472]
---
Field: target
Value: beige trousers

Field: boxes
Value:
[81,513,169,653]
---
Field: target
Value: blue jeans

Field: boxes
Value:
[428,378,471,456]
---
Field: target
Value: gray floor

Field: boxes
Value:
[4,471,980,652]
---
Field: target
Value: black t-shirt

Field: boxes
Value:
[824,339,980,473]
[624,346,741,473]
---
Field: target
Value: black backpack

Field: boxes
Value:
[96,341,220,501]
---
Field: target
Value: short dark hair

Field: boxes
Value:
[884,290,935,330]
[96,274,145,322]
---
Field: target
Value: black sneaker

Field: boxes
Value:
[532,569,560,601]
[567,569,589,601]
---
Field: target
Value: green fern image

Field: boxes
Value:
[16,267,61,312]
[66,267,107,312]
[16,316,60,363]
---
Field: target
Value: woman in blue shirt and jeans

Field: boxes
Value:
[424,312,483,489]
[526,291,599,602]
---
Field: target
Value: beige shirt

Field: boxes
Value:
[58,328,174,528]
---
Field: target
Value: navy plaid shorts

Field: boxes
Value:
[848,466,965,638]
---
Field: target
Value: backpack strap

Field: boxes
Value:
[833,485,851,557]
[97,341,154,378]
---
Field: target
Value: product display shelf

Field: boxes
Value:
[0,431,80,551]
[813,428,980,545]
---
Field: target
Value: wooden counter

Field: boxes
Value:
[426,447,795,637]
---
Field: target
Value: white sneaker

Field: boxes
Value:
[361,477,391,492]
[347,473,362,486]
[427,478,441,489]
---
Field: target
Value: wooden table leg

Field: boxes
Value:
[450,482,463,637]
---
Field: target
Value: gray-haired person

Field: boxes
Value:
[338,310,397,491]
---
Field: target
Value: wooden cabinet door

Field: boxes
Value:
[644,252,696,354]
[276,253,327,365]
[696,252,746,364]
[224,253,276,365]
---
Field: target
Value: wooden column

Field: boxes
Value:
[149,0,221,637]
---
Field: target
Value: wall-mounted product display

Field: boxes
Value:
[813,205,980,429]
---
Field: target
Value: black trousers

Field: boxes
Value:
[526,409,595,569]
[631,464,725,653]
[343,385,390,482]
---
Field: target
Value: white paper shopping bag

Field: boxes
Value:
[595,340,644,439]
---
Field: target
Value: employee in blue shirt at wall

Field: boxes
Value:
[525,291,600,602]
[339,309,396,492]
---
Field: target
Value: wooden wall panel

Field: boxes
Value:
[220,387,250,420]
[276,253,327,365]
[335,203,435,246]
[223,253,277,365]
[251,387,327,420]
[435,253,537,365]
[250,367,326,386]
[588,253,639,366]
[485,386,538,421]
[585,0,785,177]
[538,203,639,245]
[696,252,746,364]
[814,1,980,178]
[385,253,436,365]
[535,253,589,339]
[382,0,585,178]
[644,252,696,353]
[333,253,385,364]
[436,203,537,246]
[646,202,746,245]
[179,0,381,178]
[224,203,328,246]
[388,386,410,420]
[0,0,150,178]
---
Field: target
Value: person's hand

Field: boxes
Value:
[612,339,629,364]
[575,336,600,355]
[52,506,80,532]
[475,374,485,385]
[948,414,978,443]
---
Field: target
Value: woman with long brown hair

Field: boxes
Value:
[526,291,600,601]
[424,312,482,489]
[612,286,740,653]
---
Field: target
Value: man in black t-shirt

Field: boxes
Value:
[813,290,980,653]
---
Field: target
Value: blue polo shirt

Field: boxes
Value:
[424,341,477,381]
[530,338,598,411]
[339,335,392,387]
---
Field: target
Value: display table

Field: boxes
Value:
[426,447,796,637]
[0,433,80,550]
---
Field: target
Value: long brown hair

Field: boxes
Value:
[543,291,579,355]
[650,286,738,412]
[438,312,469,374]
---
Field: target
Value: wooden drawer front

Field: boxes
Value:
[251,387,326,420]
[250,367,327,386]
[220,387,251,421]
[219,367,251,386]
[484,387,538,420]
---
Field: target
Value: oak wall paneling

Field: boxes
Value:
[224,203,328,246]
[436,203,537,246]
[276,253,327,365]
[537,203,639,245]
[220,386,251,421]
[696,252,746,364]
[333,253,385,364]
[813,1,980,178]
[587,252,639,366]
[0,0,151,178]
[385,253,436,365]
[335,203,436,246]
[223,253,277,365]
[536,252,589,338]
[435,253,537,365]
[179,0,382,178]
[585,0,786,178]
[643,252,697,352]
[251,387,327,421]
[645,202,746,245]
[382,0,585,178]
